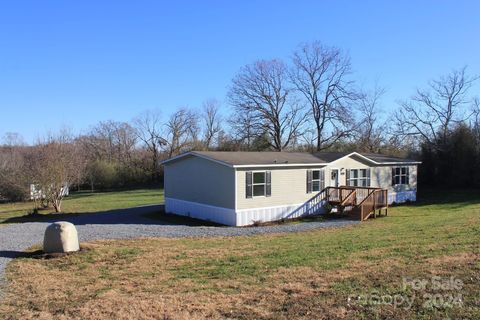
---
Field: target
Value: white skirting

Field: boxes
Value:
[165,197,326,226]
[236,201,327,226]
[388,191,416,204]
[166,191,417,226]
[165,198,236,226]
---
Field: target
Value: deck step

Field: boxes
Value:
[324,186,389,221]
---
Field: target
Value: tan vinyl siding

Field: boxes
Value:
[323,155,371,186]
[164,156,235,209]
[371,165,417,192]
[323,155,417,192]
[236,157,418,210]
[236,166,325,210]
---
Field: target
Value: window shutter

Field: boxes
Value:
[366,168,371,187]
[406,167,410,185]
[265,171,271,197]
[306,170,312,193]
[246,171,253,198]
[320,169,325,190]
[392,168,395,186]
[346,169,350,186]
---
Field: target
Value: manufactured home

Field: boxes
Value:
[161,151,420,226]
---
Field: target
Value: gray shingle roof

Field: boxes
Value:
[192,151,326,165]
[360,153,419,164]
[163,151,420,167]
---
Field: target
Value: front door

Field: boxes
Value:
[331,169,339,187]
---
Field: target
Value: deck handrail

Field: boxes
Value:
[324,186,388,221]
[356,188,388,220]
[340,189,357,206]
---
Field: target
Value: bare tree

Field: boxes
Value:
[29,131,85,212]
[394,67,478,150]
[472,98,480,128]
[2,132,25,147]
[472,98,480,146]
[201,99,222,150]
[227,109,257,150]
[133,110,165,182]
[82,121,137,164]
[298,128,318,152]
[163,107,199,157]
[290,41,359,151]
[0,133,29,201]
[216,130,241,151]
[79,121,141,189]
[228,59,307,151]
[111,122,138,164]
[355,85,387,152]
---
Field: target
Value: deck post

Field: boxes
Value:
[386,190,388,216]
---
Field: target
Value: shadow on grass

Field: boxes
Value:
[0,250,36,258]
[0,249,90,259]
[2,189,478,227]
[1,205,353,228]
[142,211,224,227]
[0,205,224,227]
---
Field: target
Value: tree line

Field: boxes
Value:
[0,41,479,209]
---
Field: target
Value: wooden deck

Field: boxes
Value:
[323,186,388,221]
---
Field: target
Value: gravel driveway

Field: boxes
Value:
[0,205,358,295]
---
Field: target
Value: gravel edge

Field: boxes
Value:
[0,206,359,299]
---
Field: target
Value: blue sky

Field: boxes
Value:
[0,1,479,143]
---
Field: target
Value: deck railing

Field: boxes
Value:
[324,186,388,221]
[326,186,356,204]
[356,188,388,220]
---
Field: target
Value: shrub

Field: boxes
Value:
[0,178,28,202]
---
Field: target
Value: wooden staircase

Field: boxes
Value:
[323,186,388,221]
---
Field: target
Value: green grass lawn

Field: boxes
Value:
[0,190,479,319]
[0,188,164,224]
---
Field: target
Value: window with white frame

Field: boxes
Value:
[392,167,409,185]
[346,169,371,187]
[253,171,266,196]
[312,170,324,192]
[306,169,325,193]
[246,171,271,198]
